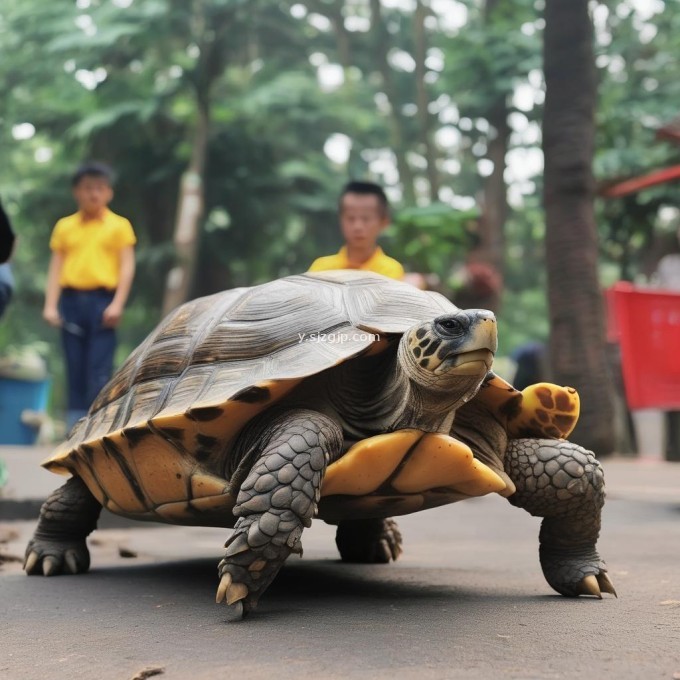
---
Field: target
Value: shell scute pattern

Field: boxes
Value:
[43,271,584,528]
[45,273,456,497]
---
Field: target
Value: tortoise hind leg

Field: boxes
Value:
[217,409,342,617]
[335,518,403,563]
[504,438,616,598]
[25,476,102,576]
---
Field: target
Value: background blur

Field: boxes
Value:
[0,0,678,454]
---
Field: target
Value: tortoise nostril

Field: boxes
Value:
[476,310,496,323]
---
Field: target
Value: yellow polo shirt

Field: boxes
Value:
[309,246,404,280]
[49,208,136,290]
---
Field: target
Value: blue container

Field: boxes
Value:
[0,377,51,445]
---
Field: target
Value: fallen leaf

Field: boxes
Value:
[129,667,164,680]
[0,528,19,543]
[0,552,23,564]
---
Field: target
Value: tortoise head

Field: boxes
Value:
[398,309,497,396]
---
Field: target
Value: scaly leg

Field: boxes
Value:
[217,409,343,617]
[25,476,102,576]
[505,438,616,598]
[335,518,403,563]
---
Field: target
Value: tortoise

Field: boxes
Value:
[25,270,615,616]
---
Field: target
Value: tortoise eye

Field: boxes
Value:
[436,318,464,335]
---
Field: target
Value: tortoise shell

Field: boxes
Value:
[44,272,486,520]
[43,270,579,526]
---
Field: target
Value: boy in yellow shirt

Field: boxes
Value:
[308,181,404,566]
[43,162,136,427]
[309,181,404,279]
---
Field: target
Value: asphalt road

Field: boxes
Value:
[1,459,679,680]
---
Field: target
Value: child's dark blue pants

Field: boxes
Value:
[59,288,116,428]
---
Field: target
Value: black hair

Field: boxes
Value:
[71,161,114,187]
[339,180,389,215]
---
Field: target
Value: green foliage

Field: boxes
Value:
[438,0,541,117]
[594,0,680,280]
[497,286,549,355]
[387,203,479,280]
[0,0,677,423]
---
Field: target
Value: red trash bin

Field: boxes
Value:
[607,282,680,410]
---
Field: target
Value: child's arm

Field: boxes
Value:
[43,251,64,326]
[102,245,135,327]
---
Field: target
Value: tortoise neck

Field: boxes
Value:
[391,331,486,432]
[389,376,467,434]
[329,342,460,436]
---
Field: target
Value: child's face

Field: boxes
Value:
[73,176,113,215]
[339,192,389,249]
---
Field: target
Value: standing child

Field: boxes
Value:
[308,181,404,280]
[307,181,404,563]
[43,162,136,428]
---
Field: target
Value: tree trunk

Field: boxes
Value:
[476,0,509,277]
[161,0,233,316]
[303,0,351,69]
[479,100,510,276]
[327,0,365,177]
[414,0,439,200]
[161,102,208,316]
[543,0,615,455]
[329,0,352,71]
[370,0,416,204]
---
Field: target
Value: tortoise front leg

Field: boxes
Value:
[504,438,616,598]
[25,476,102,576]
[217,409,343,617]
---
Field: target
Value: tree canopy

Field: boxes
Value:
[0,0,677,419]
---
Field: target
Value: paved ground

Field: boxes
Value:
[1,446,679,680]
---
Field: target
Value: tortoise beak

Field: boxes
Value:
[434,348,495,375]
[432,310,497,375]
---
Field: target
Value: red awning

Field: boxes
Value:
[599,164,680,198]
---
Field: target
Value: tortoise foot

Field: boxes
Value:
[24,477,100,577]
[216,409,342,615]
[336,518,403,563]
[216,514,302,616]
[540,548,616,598]
[24,537,90,576]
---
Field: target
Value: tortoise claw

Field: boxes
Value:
[217,575,249,606]
[378,539,392,563]
[216,574,249,621]
[597,572,617,598]
[539,545,615,600]
[24,551,39,574]
[216,573,232,604]
[575,574,602,598]
[24,538,91,577]
[65,550,80,575]
[226,582,248,605]
[574,572,617,599]
[42,557,58,577]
